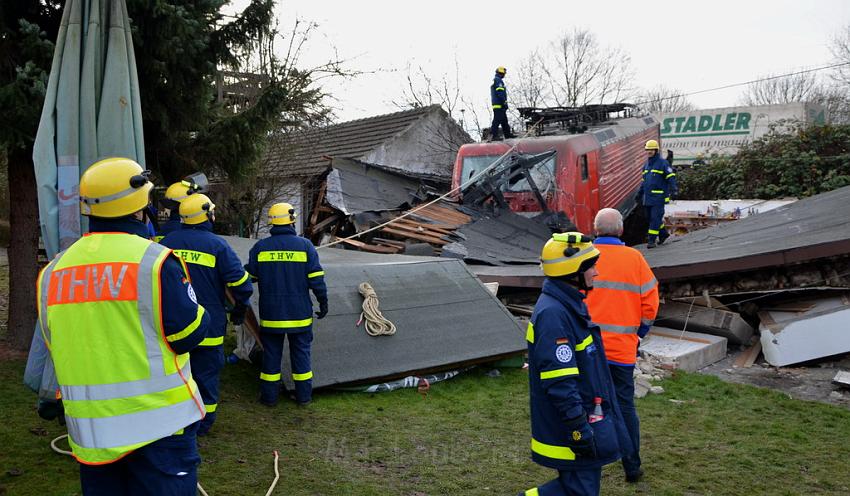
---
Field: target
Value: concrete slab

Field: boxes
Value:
[656,301,754,345]
[759,294,850,367]
[640,326,728,372]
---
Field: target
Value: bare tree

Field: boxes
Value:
[741,71,823,106]
[392,58,464,118]
[830,23,850,86]
[635,85,696,114]
[524,28,635,108]
[391,57,488,140]
[513,49,550,108]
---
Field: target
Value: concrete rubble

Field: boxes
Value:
[639,327,728,372]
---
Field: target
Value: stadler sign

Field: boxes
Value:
[655,102,826,165]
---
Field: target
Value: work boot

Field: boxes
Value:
[658,231,670,245]
[647,242,656,249]
[258,393,278,408]
[625,469,645,483]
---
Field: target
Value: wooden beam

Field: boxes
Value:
[733,341,762,368]
[309,181,327,227]
[334,237,400,254]
[380,226,448,245]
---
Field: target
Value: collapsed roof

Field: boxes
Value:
[222,236,526,389]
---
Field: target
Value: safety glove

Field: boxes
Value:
[37,399,65,426]
[564,415,596,458]
[229,302,247,326]
[315,301,329,319]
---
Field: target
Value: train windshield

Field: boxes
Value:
[461,153,557,192]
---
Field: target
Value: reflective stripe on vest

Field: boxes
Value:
[260,317,313,329]
[531,437,576,460]
[593,277,657,295]
[38,235,204,464]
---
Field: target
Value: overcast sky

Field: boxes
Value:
[229,0,850,127]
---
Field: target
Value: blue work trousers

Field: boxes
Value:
[527,468,602,496]
[259,330,314,404]
[644,204,667,243]
[491,108,512,139]
[609,364,641,476]
[79,422,200,495]
[191,345,224,435]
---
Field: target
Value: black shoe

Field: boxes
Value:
[296,399,312,407]
[658,231,670,245]
[258,394,278,407]
[647,242,656,249]
[505,133,518,139]
[625,469,644,483]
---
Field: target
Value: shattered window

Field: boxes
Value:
[461,155,499,184]
[507,154,557,192]
[461,154,557,193]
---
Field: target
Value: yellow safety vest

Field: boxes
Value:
[37,233,205,465]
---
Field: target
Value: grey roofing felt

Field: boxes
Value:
[221,237,526,388]
[325,157,424,215]
[639,185,850,280]
[263,105,441,178]
[473,186,850,287]
[442,208,553,265]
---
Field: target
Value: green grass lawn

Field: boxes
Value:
[2,356,850,496]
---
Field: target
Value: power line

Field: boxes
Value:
[634,62,850,107]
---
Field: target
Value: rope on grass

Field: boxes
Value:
[51,434,72,455]
[356,282,396,336]
[264,450,280,496]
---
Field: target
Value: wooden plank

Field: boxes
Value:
[381,226,448,245]
[372,237,406,249]
[391,218,456,235]
[425,204,472,222]
[505,304,534,316]
[309,182,327,227]
[381,221,450,241]
[334,237,400,254]
[415,207,470,225]
[733,341,762,368]
[310,214,340,234]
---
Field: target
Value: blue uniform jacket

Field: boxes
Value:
[527,278,633,470]
[161,221,252,345]
[491,74,507,108]
[638,154,677,206]
[155,211,182,242]
[245,225,327,334]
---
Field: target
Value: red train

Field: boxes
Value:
[452,106,659,235]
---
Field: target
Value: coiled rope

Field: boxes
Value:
[357,282,396,336]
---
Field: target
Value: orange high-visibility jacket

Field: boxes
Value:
[585,238,659,365]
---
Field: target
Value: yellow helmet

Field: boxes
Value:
[496,66,506,75]
[163,180,199,207]
[268,202,296,225]
[644,139,660,150]
[179,193,215,225]
[79,157,153,218]
[540,232,600,277]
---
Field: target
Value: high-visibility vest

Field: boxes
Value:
[37,233,205,465]
[585,243,659,365]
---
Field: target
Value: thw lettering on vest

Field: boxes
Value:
[48,263,139,305]
[171,250,216,268]
[258,250,307,262]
